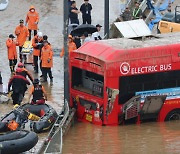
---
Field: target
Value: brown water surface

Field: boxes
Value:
[63,121,180,154]
[0,0,180,153]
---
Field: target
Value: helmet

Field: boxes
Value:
[29,5,35,11]
[33,79,39,84]
[17,62,24,68]
[16,68,22,73]
[37,32,43,37]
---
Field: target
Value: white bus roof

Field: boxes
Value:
[99,32,180,50]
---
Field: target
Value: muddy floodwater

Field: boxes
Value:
[63,121,180,154]
[0,0,180,154]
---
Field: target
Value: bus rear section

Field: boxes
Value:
[71,66,105,125]
[69,33,180,125]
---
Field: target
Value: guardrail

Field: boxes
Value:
[37,100,70,154]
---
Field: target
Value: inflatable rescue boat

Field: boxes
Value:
[0,105,28,132]
[0,104,58,133]
[0,130,38,154]
[22,103,58,133]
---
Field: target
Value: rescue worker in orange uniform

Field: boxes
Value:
[25,5,39,40]
[28,78,47,104]
[16,62,33,83]
[39,35,51,78]
[6,34,18,73]
[8,68,30,105]
[15,19,29,62]
[60,35,77,57]
[41,40,53,82]
[32,32,44,73]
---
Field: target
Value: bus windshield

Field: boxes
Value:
[72,66,104,97]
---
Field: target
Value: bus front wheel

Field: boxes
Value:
[165,110,180,121]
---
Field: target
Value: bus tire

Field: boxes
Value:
[165,109,180,121]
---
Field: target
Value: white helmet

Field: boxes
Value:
[37,32,43,37]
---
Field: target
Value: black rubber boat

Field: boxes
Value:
[0,104,58,133]
[22,103,58,133]
[0,130,38,154]
[0,106,28,132]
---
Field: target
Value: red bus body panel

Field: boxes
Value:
[70,34,180,125]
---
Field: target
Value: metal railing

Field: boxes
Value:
[140,0,148,13]
[37,100,70,154]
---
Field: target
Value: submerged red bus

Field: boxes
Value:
[69,33,180,125]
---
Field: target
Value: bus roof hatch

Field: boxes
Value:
[113,19,152,38]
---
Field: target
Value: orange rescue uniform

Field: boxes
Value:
[6,39,18,60]
[26,6,39,30]
[32,35,43,56]
[41,44,53,68]
[15,25,29,47]
[60,41,77,57]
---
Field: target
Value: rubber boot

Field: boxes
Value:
[20,54,23,62]
[12,65,15,73]
[10,66,14,73]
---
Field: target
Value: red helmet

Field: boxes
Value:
[18,62,24,68]
[16,68,22,73]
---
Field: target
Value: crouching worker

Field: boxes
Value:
[28,79,47,105]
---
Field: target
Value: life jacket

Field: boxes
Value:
[32,84,44,101]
